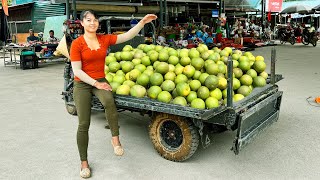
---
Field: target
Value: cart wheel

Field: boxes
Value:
[149,113,199,162]
[66,103,77,115]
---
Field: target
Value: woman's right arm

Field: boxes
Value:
[71,61,112,91]
[71,61,97,86]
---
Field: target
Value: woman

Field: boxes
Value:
[70,10,157,178]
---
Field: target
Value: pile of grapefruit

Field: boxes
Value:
[105,44,268,109]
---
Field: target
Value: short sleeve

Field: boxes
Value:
[103,34,118,47]
[70,39,82,62]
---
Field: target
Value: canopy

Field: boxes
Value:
[280,5,312,14]
[312,4,320,11]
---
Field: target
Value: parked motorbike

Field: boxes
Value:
[278,27,295,45]
[301,27,317,47]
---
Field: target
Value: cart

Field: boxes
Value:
[62,45,283,162]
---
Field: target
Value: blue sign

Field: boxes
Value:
[212,10,219,18]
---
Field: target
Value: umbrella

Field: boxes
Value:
[281,5,312,14]
[312,4,320,11]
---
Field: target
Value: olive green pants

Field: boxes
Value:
[73,78,119,161]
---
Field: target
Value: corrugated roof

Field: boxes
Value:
[33,1,65,22]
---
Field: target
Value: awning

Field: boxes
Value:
[0,2,34,11]
[150,0,219,3]
[225,0,261,9]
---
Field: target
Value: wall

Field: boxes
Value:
[15,33,38,43]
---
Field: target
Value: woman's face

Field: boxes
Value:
[81,13,99,33]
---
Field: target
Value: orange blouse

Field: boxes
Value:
[70,34,117,81]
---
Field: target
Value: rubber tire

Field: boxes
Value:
[149,113,199,162]
[312,38,317,47]
[290,37,295,45]
[302,36,309,45]
[280,36,285,44]
[66,104,77,115]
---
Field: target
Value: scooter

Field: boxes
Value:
[278,27,295,45]
[301,27,317,47]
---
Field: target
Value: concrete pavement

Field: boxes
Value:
[0,43,320,180]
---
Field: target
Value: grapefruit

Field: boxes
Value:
[189,80,202,91]
[172,96,187,106]
[157,91,172,103]
[186,91,198,103]
[156,62,169,74]
[253,76,266,87]
[233,94,245,102]
[130,85,146,98]
[210,88,222,100]
[183,65,196,78]
[105,56,117,65]
[150,73,164,86]
[206,97,219,109]
[147,86,162,99]
[260,71,268,79]
[110,82,121,93]
[176,82,191,97]
[237,85,251,97]
[168,56,179,65]
[193,70,202,80]
[123,80,135,87]
[240,74,253,86]
[197,86,210,100]
[191,98,206,109]
[191,57,205,70]
[253,61,266,73]
[109,62,121,73]
[161,80,175,92]
[121,61,134,73]
[204,75,219,90]
[180,56,191,66]
[246,69,258,78]
[116,85,131,95]
[175,74,188,84]
[129,69,141,81]
[136,73,150,87]
[164,71,176,81]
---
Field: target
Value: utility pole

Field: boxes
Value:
[219,0,223,17]
[164,0,167,26]
[261,0,266,32]
[66,0,70,20]
[159,0,163,29]
[72,0,76,20]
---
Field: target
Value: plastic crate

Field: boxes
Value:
[20,53,38,70]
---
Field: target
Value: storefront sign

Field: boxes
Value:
[268,0,283,12]
[1,0,9,16]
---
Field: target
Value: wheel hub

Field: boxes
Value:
[160,120,183,148]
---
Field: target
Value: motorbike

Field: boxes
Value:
[278,27,295,45]
[301,27,317,47]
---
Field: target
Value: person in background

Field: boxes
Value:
[27,29,39,43]
[47,30,58,42]
[70,10,157,178]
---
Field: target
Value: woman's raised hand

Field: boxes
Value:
[140,14,158,25]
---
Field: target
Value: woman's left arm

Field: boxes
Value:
[115,14,157,44]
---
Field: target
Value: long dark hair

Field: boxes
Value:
[80,10,98,21]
